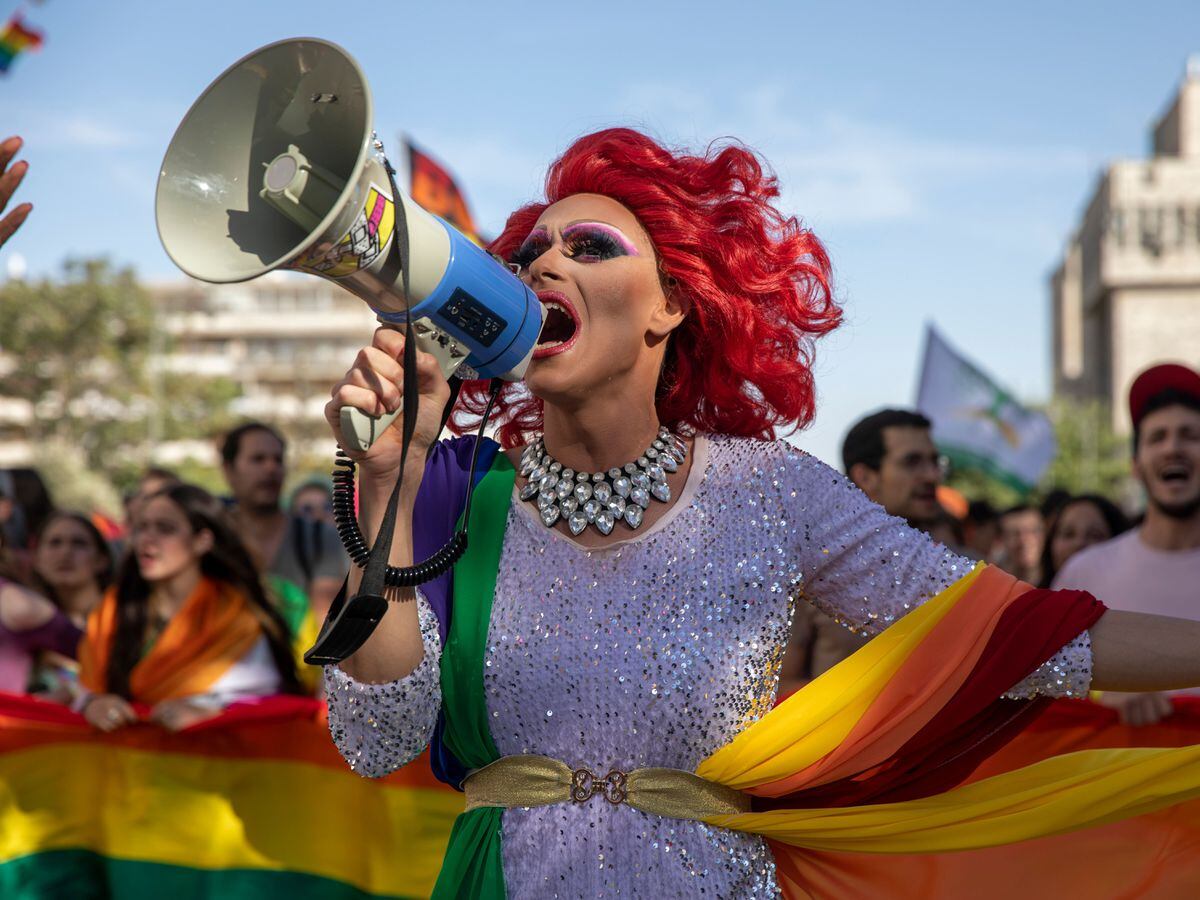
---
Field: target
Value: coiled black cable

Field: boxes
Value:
[330,378,503,587]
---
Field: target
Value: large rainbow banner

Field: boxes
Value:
[2,689,1199,898]
[0,693,463,898]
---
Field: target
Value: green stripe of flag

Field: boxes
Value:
[0,849,420,900]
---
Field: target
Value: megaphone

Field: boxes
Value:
[155,37,543,451]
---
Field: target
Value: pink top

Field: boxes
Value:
[1054,528,1200,697]
[1053,529,1200,621]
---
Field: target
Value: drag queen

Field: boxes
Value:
[322,129,1200,898]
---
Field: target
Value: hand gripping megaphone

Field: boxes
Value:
[155,37,543,452]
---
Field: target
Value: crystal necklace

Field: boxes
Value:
[518,426,687,536]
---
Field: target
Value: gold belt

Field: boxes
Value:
[463,754,751,820]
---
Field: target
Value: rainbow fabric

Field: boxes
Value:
[0,693,463,898]
[791,697,1200,897]
[692,565,1200,896]
[0,15,44,74]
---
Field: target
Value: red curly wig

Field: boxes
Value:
[452,127,841,447]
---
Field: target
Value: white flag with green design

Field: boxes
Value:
[916,325,1055,491]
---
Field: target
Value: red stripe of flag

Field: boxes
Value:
[1,15,45,51]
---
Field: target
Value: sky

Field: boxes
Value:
[2,0,1198,466]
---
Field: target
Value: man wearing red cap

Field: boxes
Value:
[1053,362,1200,724]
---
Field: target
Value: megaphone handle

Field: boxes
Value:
[338,328,466,452]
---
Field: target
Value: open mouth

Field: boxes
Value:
[534,292,580,358]
[1160,464,1192,484]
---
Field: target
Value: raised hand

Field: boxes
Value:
[0,136,32,249]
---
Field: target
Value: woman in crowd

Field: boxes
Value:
[321,128,1200,898]
[32,512,112,628]
[289,479,335,528]
[78,483,299,732]
[25,512,113,699]
[0,524,82,695]
[1039,494,1130,589]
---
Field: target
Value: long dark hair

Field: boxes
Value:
[107,483,301,699]
[1039,494,1130,589]
[31,511,114,605]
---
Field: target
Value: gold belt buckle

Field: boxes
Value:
[570,767,629,805]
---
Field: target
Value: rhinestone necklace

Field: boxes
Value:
[518,426,688,536]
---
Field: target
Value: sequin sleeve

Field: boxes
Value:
[1002,629,1092,699]
[323,591,442,778]
[783,449,1092,698]
[787,451,972,633]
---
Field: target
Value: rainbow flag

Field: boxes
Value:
[0,14,44,75]
[0,692,463,898]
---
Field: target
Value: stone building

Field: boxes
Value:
[1051,60,1200,433]
[149,270,380,459]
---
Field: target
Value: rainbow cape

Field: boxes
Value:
[0,693,463,898]
[416,438,1200,898]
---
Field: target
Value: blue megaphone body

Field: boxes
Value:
[372,220,543,382]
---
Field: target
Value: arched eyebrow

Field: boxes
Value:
[520,225,551,243]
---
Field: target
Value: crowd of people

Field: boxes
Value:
[0,361,1196,732]
[0,421,349,724]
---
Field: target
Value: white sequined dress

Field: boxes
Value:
[326,436,1092,898]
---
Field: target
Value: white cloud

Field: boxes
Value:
[393,81,1092,238]
[58,115,139,149]
[611,81,1090,227]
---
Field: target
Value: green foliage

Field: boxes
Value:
[35,442,124,517]
[0,259,154,453]
[168,457,228,498]
[944,466,1024,510]
[1040,399,1131,498]
[0,259,242,510]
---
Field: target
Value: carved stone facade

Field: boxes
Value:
[1052,61,1200,434]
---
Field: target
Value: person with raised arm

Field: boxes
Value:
[322,129,1200,899]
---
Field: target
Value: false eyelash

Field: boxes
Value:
[509,238,550,271]
[563,227,625,261]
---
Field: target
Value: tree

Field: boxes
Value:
[1040,399,1131,499]
[0,259,241,509]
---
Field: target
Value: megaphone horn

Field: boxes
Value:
[155,38,544,451]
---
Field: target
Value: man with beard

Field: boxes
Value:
[784,409,951,689]
[841,409,945,529]
[221,423,347,623]
[1053,363,1200,725]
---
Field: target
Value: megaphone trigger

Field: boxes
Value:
[337,318,470,453]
